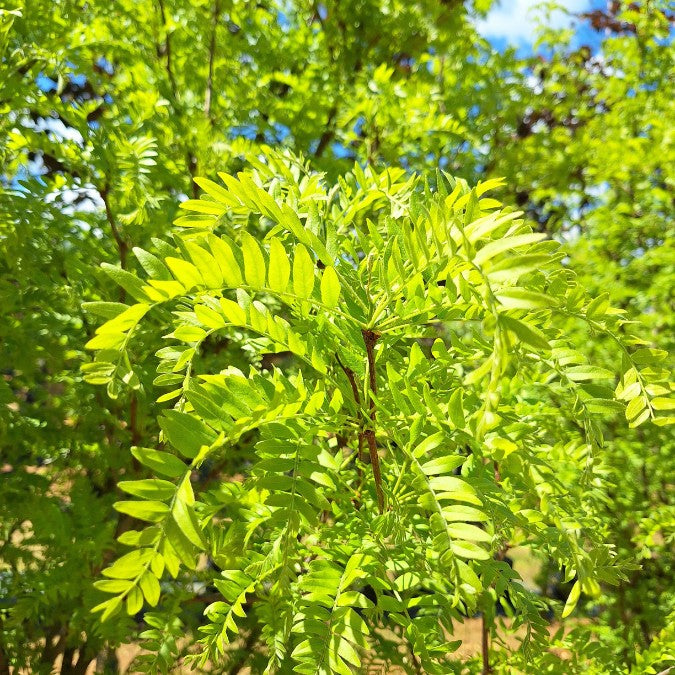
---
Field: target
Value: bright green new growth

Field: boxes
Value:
[85,155,671,673]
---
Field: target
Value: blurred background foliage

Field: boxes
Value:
[0,0,673,672]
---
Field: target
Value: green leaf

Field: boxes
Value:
[159,410,217,458]
[241,232,266,288]
[133,247,172,280]
[208,234,243,286]
[293,243,315,299]
[625,395,647,421]
[486,254,550,282]
[447,522,492,542]
[411,432,446,458]
[93,579,132,593]
[652,397,675,411]
[118,479,176,501]
[164,518,198,570]
[566,365,615,382]
[320,266,341,307]
[195,303,226,330]
[450,541,489,560]
[219,297,246,325]
[586,292,610,319]
[631,348,668,365]
[448,388,465,428]
[172,325,208,343]
[500,314,550,351]
[101,263,151,302]
[114,500,170,522]
[185,241,223,288]
[179,198,226,215]
[126,586,144,615]
[117,527,161,547]
[131,448,188,478]
[474,233,546,266]
[441,505,488,522]
[585,398,624,414]
[194,176,236,204]
[139,571,161,606]
[268,237,291,293]
[165,257,203,289]
[420,456,465,476]
[562,580,581,618]
[93,596,122,621]
[82,301,130,319]
[102,549,154,579]
[85,331,126,351]
[495,288,554,309]
[172,500,206,549]
[428,476,476,497]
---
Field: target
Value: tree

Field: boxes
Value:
[0,0,673,672]
[83,158,671,673]
[483,3,675,666]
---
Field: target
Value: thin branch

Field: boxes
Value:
[99,184,128,271]
[157,0,177,96]
[187,151,199,199]
[335,353,363,461]
[204,0,221,121]
[362,329,384,513]
[155,0,201,197]
[335,353,362,415]
[481,612,491,674]
[335,352,365,506]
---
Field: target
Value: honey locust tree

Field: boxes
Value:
[1,0,674,672]
[0,0,506,670]
[83,156,673,673]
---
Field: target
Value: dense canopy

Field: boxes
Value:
[0,1,673,673]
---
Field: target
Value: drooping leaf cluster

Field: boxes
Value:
[84,156,672,673]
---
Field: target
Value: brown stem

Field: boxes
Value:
[364,429,382,513]
[335,353,364,461]
[100,185,140,464]
[410,650,423,675]
[187,151,199,199]
[335,353,360,409]
[99,184,127,271]
[481,612,491,674]
[362,329,384,513]
[335,353,364,508]
[493,460,501,485]
[204,0,220,121]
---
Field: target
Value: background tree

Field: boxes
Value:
[0,0,672,672]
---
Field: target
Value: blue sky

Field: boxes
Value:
[476,0,607,54]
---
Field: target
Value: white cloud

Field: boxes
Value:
[477,0,590,44]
